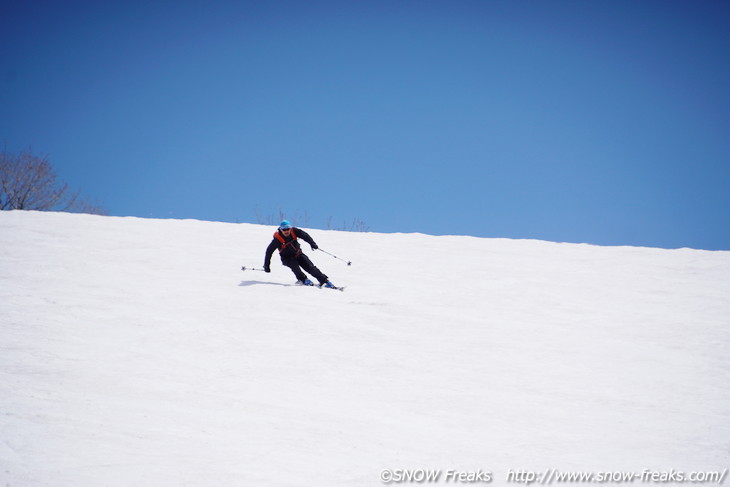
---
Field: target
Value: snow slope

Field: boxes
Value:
[1,210,729,486]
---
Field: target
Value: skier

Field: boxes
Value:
[264,220,337,288]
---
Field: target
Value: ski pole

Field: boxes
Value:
[317,249,352,266]
[241,266,267,272]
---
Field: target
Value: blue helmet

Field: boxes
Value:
[279,220,292,230]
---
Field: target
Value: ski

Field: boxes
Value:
[319,283,346,292]
[293,282,345,291]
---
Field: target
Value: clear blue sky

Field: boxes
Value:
[2,0,729,250]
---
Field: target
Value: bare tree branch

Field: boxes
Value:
[0,150,107,215]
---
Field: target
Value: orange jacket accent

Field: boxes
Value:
[273,228,301,257]
[273,228,297,246]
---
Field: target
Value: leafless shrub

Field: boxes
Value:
[326,216,370,232]
[254,208,368,232]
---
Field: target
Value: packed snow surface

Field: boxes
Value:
[1,211,729,486]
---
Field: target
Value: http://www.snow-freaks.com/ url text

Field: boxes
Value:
[379,467,728,484]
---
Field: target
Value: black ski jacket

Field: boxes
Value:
[264,227,318,267]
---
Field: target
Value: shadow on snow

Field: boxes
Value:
[238,280,294,288]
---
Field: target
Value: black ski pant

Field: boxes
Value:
[282,253,328,285]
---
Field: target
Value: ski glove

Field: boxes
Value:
[264,265,271,273]
[311,243,318,250]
